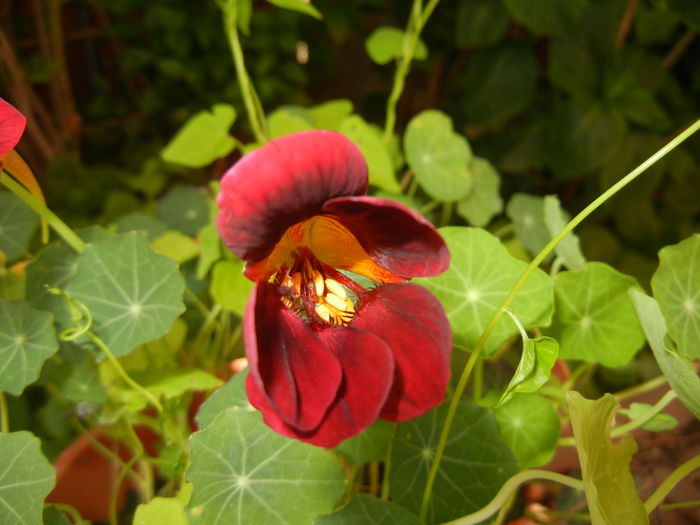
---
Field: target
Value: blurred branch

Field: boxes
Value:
[615,0,640,51]
[663,30,696,69]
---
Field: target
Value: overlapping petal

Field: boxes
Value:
[0,98,26,157]
[244,282,343,431]
[351,283,452,421]
[323,196,450,278]
[217,130,368,262]
[247,326,395,447]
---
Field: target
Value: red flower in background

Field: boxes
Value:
[0,97,27,158]
[217,130,452,447]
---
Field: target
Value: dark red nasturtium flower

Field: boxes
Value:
[217,130,452,447]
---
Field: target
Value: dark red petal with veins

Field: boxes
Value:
[217,130,368,262]
[323,196,450,278]
[244,282,342,431]
[0,98,27,157]
[352,283,452,421]
[247,326,395,447]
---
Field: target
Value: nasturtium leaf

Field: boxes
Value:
[504,0,588,36]
[547,34,598,95]
[567,392,649,525]
[25,243,79,329]
[611,79,670,132]
[43,505,72,525]
[0,191,39,262]
[308,99,353,130]
[316,495,422,525]
[417,227,553,355]
[0,300,58,395]
[618,403,678,433]
[460,44,537,125]
[494,393,560,468]
[339,115,399,193]
[195,368,251,429]
[267,106,314,138]
[210,259,253,317]
[115,211,168,240]
[498,335,558,407]
[390,401,518,524]
[265,0,322,20]
[335,419,393,465]
[629,290,700,419]
[404,111,472,202]
[543,195,585,271]
[195,203,222,280]
[151,231,200,264]
[546,99,627,178]
[187,408,345,525]
[365,27,427,65]
[157,187,210,236]
[456,156,502,227]
[547,262,645,366]
[505,194,552,259]
[41,343,106,404]
[0,255,24,300]
[119,317,187,372]
[161,104,236,168]
[651,234,700,358]
[134,496,188,525]
[0,431,56,525]
[455,0,508,48]
[65,232,186,357]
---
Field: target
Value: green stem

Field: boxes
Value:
[661,499,700,511]
[0,391,8,433]
[419,117,700,520]
[442,470,584,525]
[45,503,85,524]
[383,0,441,143]
[1,172,85,253]
[645,454,700,513]
[221,0,267,144]
[88,332,163,413]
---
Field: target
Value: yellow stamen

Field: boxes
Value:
[313,270,325,297]
[324,278,347,300]
[315,303,331,322]
[325,292,347,311]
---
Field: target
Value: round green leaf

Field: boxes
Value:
[115,212,169,240]
[134,496,188,525]
[546,262,645,366]
[651,234,700,358]
[456,156,502,227]
[365,27,427,65]
[390,402,518,524]
[0,431,56,525]
[267,106,314,138]
[505,193,552,258]
[494,393,560,468]
[162,104,237,168]
[66,232,186,357]
[316,495,421,525]
[0,191,39,262]
[195,368,251,430]
[335,419,393,466]
[187,408,345,525]
[404,111,472,202]
[157,187,210,236]
[0,300,58,395]
[417,227,553,355]
[308,99,353,131]
[210,259,253,316]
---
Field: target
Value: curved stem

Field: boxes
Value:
[419,118,700,520]
[443,470,584,525]
[1,172,86,253]
[645,454,700,513]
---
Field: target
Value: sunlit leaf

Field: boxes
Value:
[505,193,552,259]
[210,259,253,316]
[134,497,188,525]
[390,401,518,524]
[308,99,353,131]
[151,231,200,264]
[494,393,560,468]
[0,191,39,262]
[630,289,700,419]
[267,106,314,138]
[498,335,558,407]
[0,300,58,395]
[266,0,322,19]
[567,392,649,525]
[187,408,345,524]
[65,232,186,357]
[618,403,678,432]
[404,111,472,202]
[546,262,645,367]
[651,234,700,357]
[418,227,553,355]
[456,156,502,227]
[162,104,236,168]
[195,368,251,430]
[0,431,56,525]
[316,495,422,525]
[543,195,585,270]
[365,27,427,65]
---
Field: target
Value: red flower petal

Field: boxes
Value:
[323,196,450,278]
[244,282,342,431]
[217,130,368,263]
[351,283,452,421]
[247,326,395,447]
[0,98,27,157]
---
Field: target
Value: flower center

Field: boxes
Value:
[275,253,363,326]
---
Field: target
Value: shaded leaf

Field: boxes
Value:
[456,156,503,227]
[505,194,552,258]
[266,0,322,20]
[195,368,251,430]
[543,195,585,271]
[267,106,314,138]
[0,191,39,262]
[210,259,253,316]
[335,419,394,465]
[157,187,210,237]
[498,335,558,407]
[316,495,421,525]
[455,0,508,48]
